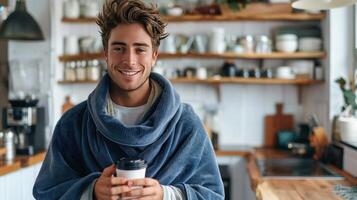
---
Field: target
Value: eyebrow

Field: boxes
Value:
[111,41,150,47]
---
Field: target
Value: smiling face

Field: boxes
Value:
[105,23,158,93]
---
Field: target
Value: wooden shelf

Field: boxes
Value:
[59,52,325,62]
[61,3,325,23]
[62,12,324,23]
[159,52,326,59]
[162,13,325,22]
[171,77,323,85]
[59,52,104,62]
[62,17,97,23]
[58,78,323,85]
[58,80,98,84]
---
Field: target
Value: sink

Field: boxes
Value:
[257,158,344,180]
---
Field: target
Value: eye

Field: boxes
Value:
[113,47,125,53]
[136,48,147,54]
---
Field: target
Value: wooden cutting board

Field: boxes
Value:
[264,103,294,148]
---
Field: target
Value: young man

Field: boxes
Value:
[33,0,224,199]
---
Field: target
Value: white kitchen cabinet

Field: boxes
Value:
[217,156,256,200]
[0,163,42,200]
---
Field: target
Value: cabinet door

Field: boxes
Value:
[0,162,42,200]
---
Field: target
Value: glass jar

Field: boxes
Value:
[255,35,272,53]
[76,61,87,81]
[239,35,255,53]
[64,62,77,81]
[86,60,101,81]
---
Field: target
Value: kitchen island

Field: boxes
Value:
[247,148,357,200]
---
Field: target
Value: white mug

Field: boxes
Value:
[63,0,80,19]
[209,28,226,53]
[196,67,207,79]
[163,35,176,53]
[64,36,79,55]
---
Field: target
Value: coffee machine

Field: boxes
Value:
[2,98,46,155]
[2,58,47,155]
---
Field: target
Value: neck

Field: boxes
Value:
[109,79,151,107]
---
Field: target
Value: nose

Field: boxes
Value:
[123,49,137,67]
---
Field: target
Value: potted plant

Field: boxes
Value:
[335,77,357,144]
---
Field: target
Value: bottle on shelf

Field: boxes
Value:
[62,95,75,114]
[76,60,87,81]
[64,61,77,81]
[314,60,323,80]
[87,59,101,81]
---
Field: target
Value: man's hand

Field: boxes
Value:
[94,164,132,200]
[124,178,163,200]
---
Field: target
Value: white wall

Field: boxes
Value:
[7,0,52,145]
[161,21,318,146]
[329,7,354,121]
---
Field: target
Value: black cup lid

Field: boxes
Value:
[116,158,147,170]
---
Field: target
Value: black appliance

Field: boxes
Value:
[2,99,46,155]
[219,165,231,200]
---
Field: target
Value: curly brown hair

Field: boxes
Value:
[96,0,168,51]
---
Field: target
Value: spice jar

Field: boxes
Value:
[76,61,87,81]
[64,62,77,81]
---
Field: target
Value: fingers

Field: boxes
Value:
[110,176,129,185]
[122,178,163,199]
[130,178,158,187]
[109,185,132,195]
[102,164,116,177]
[94,164,134,199]
[95,182,133,199]
[126,186,156,197]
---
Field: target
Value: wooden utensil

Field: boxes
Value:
[264,103,294,148]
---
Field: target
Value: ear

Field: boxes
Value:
[104,48,108,63]
[152,50,158,66]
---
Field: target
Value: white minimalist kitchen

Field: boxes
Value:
[0,0,357,199]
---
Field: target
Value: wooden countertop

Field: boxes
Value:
[0,160,21,176]
[0,151,46,176]
[247,148,357,200]
[215,145,253,157]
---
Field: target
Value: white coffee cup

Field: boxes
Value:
[116,158,147,200]
[116,158,147,180]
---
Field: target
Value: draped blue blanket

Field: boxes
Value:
[33,73,224,199]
